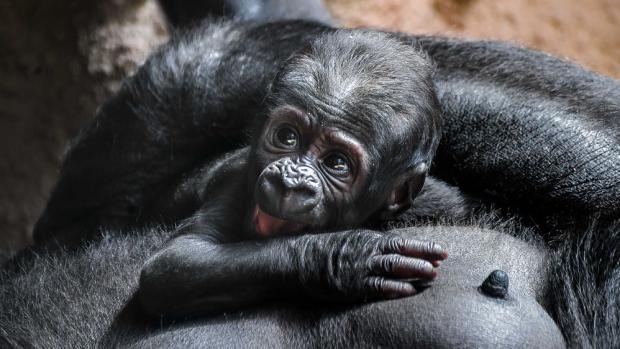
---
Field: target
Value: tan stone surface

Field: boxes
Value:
[326,0,620,78]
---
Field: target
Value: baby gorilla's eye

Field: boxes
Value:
[323,153,350,174]
[274,125,299,148]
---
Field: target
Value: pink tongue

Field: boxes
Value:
[255,206,304,237]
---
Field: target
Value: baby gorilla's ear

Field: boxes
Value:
[379,163,427,220]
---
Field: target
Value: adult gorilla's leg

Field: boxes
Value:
[0,225,566,348]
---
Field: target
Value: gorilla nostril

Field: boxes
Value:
[260,160,323,214]
[259,174,285,198]
[286,186,321,213]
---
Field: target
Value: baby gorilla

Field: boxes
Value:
[138,29,447,319]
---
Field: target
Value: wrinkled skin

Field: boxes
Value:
[3,0,618,347]
[138,30,447,319]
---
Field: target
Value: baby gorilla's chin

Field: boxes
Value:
[254,205,305,237]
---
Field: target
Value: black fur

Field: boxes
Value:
[32,20,332,246]
[33,21,619,248]
[418,35,620,228]
[2,2,619,347]
[78,28,451,319]
[548,221,620,348]
[2,219,570,348]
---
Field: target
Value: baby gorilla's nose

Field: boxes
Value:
[283,184,321,214]
[257,158,323,216]
[278,162,322,214]
[281,163,319,189]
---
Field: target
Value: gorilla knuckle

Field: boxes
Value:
[373,255,395,273]
[419,241,438,254]
[411,259,433,274]
[426,241,444,254]
[365,276,387,294]
[384,235,405,252]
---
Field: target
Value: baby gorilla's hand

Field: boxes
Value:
[294,230,447,301]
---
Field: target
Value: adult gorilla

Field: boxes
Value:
[2,1,619,348]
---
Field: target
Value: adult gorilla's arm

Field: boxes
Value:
[416,36,620,223]
[33,21,330,245]
[33,20,620,246]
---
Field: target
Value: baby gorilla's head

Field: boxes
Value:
[251,29,442,236]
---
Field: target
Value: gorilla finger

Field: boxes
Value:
[370,254,437,279]
[383,237,448,261]
[364,277,416,299]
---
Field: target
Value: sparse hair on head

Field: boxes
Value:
[267,29,442,175]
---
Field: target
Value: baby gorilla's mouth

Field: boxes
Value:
[254,205,305,237]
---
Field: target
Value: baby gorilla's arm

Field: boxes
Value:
[138,151,460,319]
[138,228,445,319]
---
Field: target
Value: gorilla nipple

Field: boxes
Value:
[480,270,509,299]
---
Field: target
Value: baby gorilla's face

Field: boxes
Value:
[252,106,372,237]
[249,29,441,237]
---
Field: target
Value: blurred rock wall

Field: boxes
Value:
[0,0,168,258]
[0,0,618,257]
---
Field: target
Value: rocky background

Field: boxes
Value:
[1,0,618,258]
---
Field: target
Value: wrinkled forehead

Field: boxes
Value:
[315,102,381,142]
[286,85,409,148]
[275,57,417,147]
